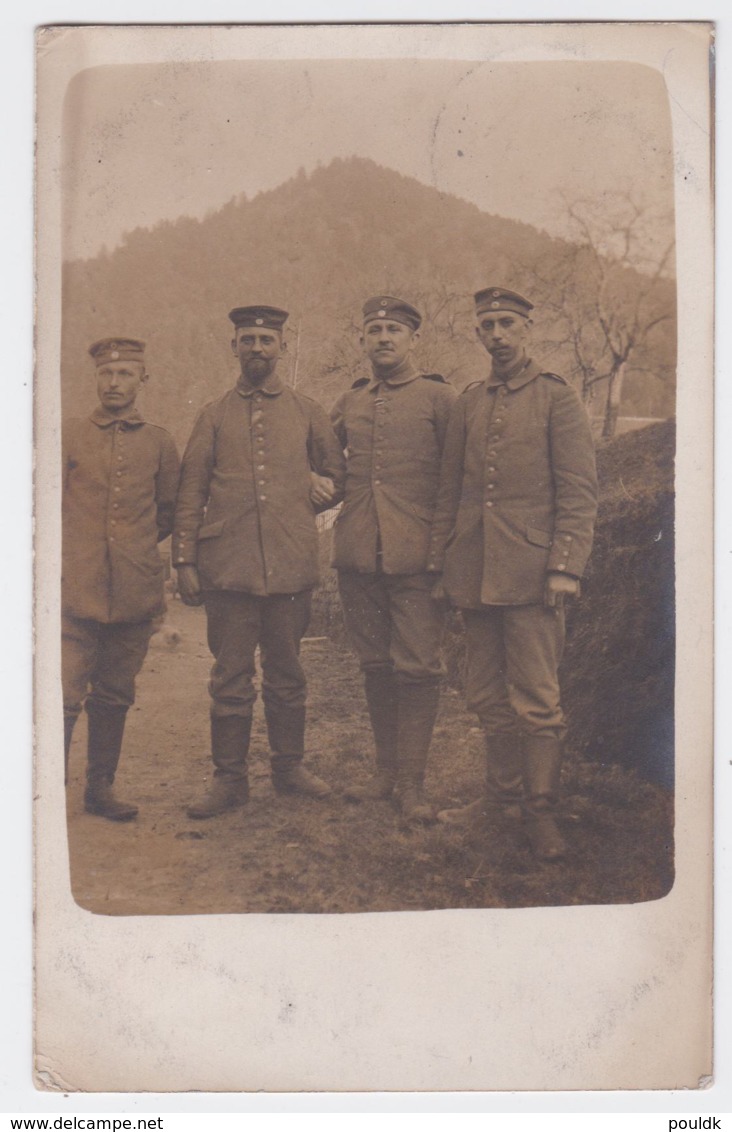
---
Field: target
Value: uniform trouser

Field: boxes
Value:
[62,614,155,725]
[461,603,567,740]
[337,570,444,686]
[203,590,312,719]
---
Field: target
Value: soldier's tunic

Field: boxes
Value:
[61,407,180,719]
[331,364,456,683]
[173,374,346,717]
[428,358,598,736]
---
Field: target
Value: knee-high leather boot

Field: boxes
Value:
[393,681,440,823]
[267,704,331,798]
[344,668,399,802]
[63,713,77,787]
[523,734,567,861]
[84,702,138,821]
[186,715,252,819]
[438,733,523,828]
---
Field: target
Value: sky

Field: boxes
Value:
[62,57,675,262]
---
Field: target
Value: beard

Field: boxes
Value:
[244,357,272,383]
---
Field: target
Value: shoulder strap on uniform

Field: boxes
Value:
[541,371,569,386]
[350,375,370,389]
[421,372,448,384]
[460,379,484,395]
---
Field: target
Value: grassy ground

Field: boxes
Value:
[66,602,673,916]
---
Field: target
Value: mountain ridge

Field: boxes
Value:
[62,156,675,445]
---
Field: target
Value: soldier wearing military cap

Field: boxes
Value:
[429,288,598,859]
[174,306,346,818]
[62,337,180,820]
[331,296,457,823]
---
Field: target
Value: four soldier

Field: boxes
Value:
[63,288,597,860]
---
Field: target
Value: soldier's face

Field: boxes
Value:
[96,362,147,414]
[361,318,418,371]
[476,311,531,368]
[232,327,282,384]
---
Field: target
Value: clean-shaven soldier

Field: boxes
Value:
[429,289,598,860]
[331,296,457,822]
[62,337,180,820]
[174,306,346,818]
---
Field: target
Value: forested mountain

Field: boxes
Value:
[62,157,676,446]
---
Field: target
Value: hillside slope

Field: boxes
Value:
[562,420,675,787]
[62,158,676,445]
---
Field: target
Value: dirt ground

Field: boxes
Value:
[66,600,674,916]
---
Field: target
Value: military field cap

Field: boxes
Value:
[362,296,422,331]
[228,306,289,331]
[474,288,534,317]
[89,338,146,366]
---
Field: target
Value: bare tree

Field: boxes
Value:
[520,193,675,438]
[409,284,479,385]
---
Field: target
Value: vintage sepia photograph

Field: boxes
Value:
[34,22,712,1092]
[57,43,679,917]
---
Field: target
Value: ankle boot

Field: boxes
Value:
[268,705,331,798]
[523,735,567,861]
[344,668,398,802]
[186,715,251,819]
[393,681,440,823]
[438,733,524,828]
[84,703,138,821]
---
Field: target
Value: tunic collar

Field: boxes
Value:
[366,359,421,392]
[236,372,285,398]
[486,357,543,392]
[89,406,145,429]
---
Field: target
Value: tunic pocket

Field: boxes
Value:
[525,524,553,548]
[197,519,226,541]
[410,501,434,522]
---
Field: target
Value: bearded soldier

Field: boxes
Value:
[174,305,346,818]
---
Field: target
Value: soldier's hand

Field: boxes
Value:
[176,564,204,606]
[544,571,580,610]
[310,473,336,507]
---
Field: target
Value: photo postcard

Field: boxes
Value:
[34,21,713,1092]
